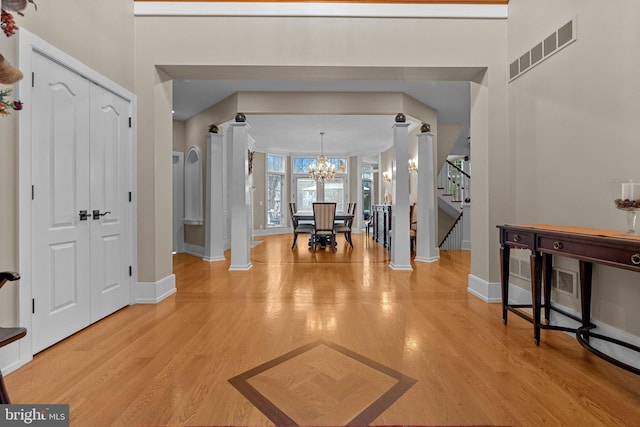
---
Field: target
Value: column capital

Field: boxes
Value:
[229,121,250,129]
[393,122,411,129]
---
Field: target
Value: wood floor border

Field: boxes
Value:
[227,339,417,426]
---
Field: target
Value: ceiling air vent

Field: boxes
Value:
[509,17,577,82]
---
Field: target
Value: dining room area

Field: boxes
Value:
[289,201,357,252]
[175,107,445,274]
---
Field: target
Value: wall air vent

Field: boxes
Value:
[531,42,543,65]
[544,33,557,56]
[509,17,577,83]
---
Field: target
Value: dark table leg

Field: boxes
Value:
[579,260,593,342]
[543,253,553,323]
[531,250,543,345]
[500,244,510,325]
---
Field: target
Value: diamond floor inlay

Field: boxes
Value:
[228,340,417,426]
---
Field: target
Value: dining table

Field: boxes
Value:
[293,212,354,222]
[293,212,354,248]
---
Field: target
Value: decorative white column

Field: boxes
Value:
[228,120,252,271]
[389,118,412,271]
[203,132,226,262]
[415,131,440,263]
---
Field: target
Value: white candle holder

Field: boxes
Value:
[611,180,640,235]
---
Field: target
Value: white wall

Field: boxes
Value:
[133,6,508,284]
[508,0,640,334]
[0,0,134,324]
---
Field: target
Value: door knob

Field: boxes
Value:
[79,210,89,221]
[93,210,112,220]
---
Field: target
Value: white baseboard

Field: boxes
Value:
[507,282,532,305]
[0,340,23,375]
[467,274,501,302]
[184,243,205,257]
[253,227,290,237]
[136,274,176,304]
[203,254,226,262]
[229,263,253,271]
[507,282,640,370]
[389,263,413,271]
[414,255,439,263]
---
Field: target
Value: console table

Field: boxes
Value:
[497,224,640,375]
[371,205,391,247]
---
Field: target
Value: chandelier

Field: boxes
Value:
[308,132,336,182]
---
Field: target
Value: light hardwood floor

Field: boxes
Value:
[6,233,640,426]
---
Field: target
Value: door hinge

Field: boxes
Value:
[31,185,35,200]
[129,266,132,277]
[32,298,35,314]
[128,117,132,128]
[31,72,35,88]
[128,191,132,202]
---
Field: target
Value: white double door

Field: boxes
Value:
[31,52,133,353]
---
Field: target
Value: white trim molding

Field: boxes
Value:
[0,341,24,375]
[467,274,501,303]
[506,284,640,370]
[185,243,205,258]
[136,274,177,304]
[134,2,508,19]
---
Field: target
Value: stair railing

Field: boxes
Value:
[438,160,471,203]
[439,212,464,249]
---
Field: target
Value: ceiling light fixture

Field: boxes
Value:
[408,158,418,173]
[308,132,336,182]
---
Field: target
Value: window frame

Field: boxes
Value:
[291,154,348,212]
[266,154,287,228]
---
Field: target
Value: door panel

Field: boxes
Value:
[89,83,131,323]
[31,52,133,353]
[32,52,91,354]
[49,242,78,313]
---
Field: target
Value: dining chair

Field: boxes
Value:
[0,271,27,404]
[290,202,313,249]
[335,202,354,226]
[410,203,417,253]
[387,203,417,253]
[335,202,356,247]
[312,202,337,252]
[290,201,314,225]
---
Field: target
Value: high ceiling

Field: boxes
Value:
[173,79,471,156]
[150,2,494,157]
[135,0,507,3]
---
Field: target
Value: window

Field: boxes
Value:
[293,157,347,174]
[324,177,345,212]
[266,154,286,227]
[362,164,373,221]
[292,156,348,211]
[295,177,316,212]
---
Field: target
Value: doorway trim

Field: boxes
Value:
[16,29,137,369]
[172,151,185,253]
